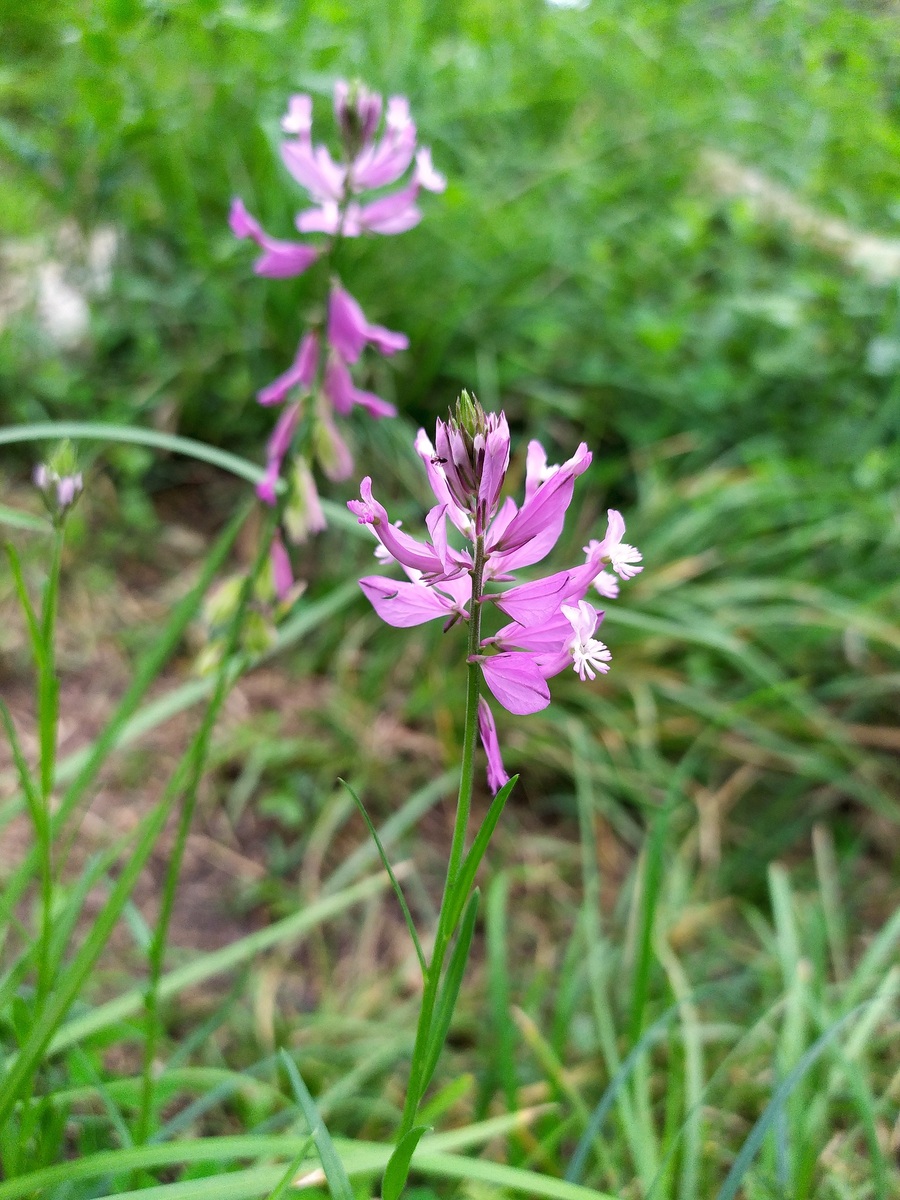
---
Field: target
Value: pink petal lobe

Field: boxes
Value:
[359,576,451,627]
[478,698,509,793]
[479,654,551,716]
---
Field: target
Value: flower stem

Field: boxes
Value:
[34,525,64,1007]
[397,535,485,1141]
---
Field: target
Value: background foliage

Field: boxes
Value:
[1,0,898,1196]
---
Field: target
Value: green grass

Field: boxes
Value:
[0,0,898,1195]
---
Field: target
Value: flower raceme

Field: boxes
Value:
[349,396,643,790]
[230,80,445,550]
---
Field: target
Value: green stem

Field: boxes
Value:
[35,526,64,1006]
[397,536,485,1141]
[135,507,279,1146]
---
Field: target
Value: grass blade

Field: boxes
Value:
[279,1050,353,1200]
[341,778,425,975]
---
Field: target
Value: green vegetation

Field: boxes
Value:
[0,1,898,1197]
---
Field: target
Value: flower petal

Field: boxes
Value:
[359,576,453,627]
[479,653,551,716]
[478,698,509,793]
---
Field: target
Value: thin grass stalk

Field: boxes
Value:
[136,506,279,1144]
[34,526,64,1009]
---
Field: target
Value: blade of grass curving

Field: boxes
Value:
[0,1110,560,1200]
[715,1004,869,1200]
[627,808,667,1046]
[326,770,455,893]
[420,889,480,1096]
[43,870,392,1056]
[4,543,44,668]
[446,776,517,932]
[0,505,49,533]
[0,500,251,937]
[566,1000,682,1183]
[279,1050,353,1200]
[0,770,184,1130]
[0,422,270,488]
[382,1125,430,1200]
[340,778,425,974]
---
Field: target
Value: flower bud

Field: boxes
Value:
[33,441,84,519]
[283,458,328,544]
[433,392,510,533]
[334,80,382,158]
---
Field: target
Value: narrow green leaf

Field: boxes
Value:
[420,890,480,1095]
[44,871,390,1056]
[382,1125,429,1200]
[341,778,425,974]
[0,701,42,828]
[715,1004,869,1200]
[263,1136,315,1200]
[4,543,44,669]
[447,775,517,932]
[0,505,50,533]
[279,1050,353,1200]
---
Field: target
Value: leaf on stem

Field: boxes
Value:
[382,1125,430,1200]
[341,778,426,975]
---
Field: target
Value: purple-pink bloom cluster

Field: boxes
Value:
[230,81,445,591]
[348,396,643,791]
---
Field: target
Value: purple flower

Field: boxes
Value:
[349,396,644,787]
[257,333,319,406]
[257,402,300,505]
[229,199,320,279]
[270,531,294,601]
[34,462,83,514]
[585,510,644,580]
[327,285,409,363]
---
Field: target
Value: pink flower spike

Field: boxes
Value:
[270,532,293,601]
[230,199,320,278]
[414,147,446,193]
[478,653,551,716]
[257,333,319,406]
[478,698,509,793]
[327,286,409,364]
[358,576,460,628]
[562,601,611,682]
